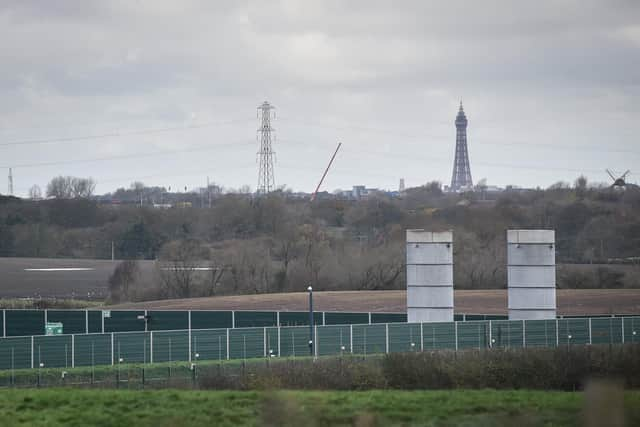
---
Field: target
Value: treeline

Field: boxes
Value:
[1,177,640,302]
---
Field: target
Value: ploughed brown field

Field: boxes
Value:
[106,289,640,315]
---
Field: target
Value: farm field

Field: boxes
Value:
[1,388,639,427]
[2,257,640,315]
[107,289,640,315]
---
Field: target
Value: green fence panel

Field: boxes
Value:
[457,321,489,349]
[352,324,386,355]
[5,310,45,337]
[147,311,189,331]
[234,312,277,328]
[229,328,264,359]
[623,317,640,344]
[190,311,233,330]
[0,337,31,370]
[278,311,323,326]
[113,332,150,364]
[74,334,112,367]
[454,314,464,321]
[191,329,228,361]
[325,312,369,326]
[88,311,103,333]
[421,322,456,350]
[372,313,407,324]
[590,317,623,345]
[490,320,524,348]
[388,323,421,353]
[33,335,73,369]
[523,319,558,347]
[104,311,146,333]
[47,310,87,335]
[317,325,351,356]
[557,318,589,346]
[152,330,189,363]
[279,326,311,357]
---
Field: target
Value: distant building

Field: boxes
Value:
[399,178,405,192]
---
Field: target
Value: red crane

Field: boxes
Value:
[310,142,342,202]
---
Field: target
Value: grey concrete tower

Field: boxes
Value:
[450,102,473,191]
[406,230,454,323]
[507,230,557,320]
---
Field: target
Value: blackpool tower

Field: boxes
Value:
[450,102,473,191]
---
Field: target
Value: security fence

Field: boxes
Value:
[0,316,638,371]
[0,309,513,337]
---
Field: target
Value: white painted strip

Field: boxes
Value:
[159,267,217,271]
[24,268,94,272]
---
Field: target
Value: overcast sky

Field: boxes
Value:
[1,0,639,197]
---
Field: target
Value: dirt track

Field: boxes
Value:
[107,289,640,315]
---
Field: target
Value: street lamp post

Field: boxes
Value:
[308,286,314,356]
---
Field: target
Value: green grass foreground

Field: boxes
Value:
[0,389,639,427]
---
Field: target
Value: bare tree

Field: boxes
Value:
[46,176,95,199]
[108,260,139,303]
[46,176,72,198]
[159,239,209,298]
[70,177,96,198]
[28,184,42,200]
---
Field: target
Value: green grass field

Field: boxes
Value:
[0,388,639,427]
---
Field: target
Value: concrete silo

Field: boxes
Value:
[406,230,454,323]
[507,229,557,320]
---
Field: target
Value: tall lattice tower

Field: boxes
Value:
[256,101,276,194]
[450,102,473,191]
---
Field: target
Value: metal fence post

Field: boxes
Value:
[454,321,458,351]
[226,328,230,360]
[2,309,5,337]
[368,312,372,324]
[385,323,389,353]
[150,331,154,363]
[263,327,267,358]
[350,324,353,353]
[111,333,114,365]
[489,320,492,348]
[420,323,424,351]
[101,310,105,333]
[555,319,559,347]
[522,320,526,347]
[322,311,326,326]
[71,334,75,368]
[231,311,235,328]
[277,326,281,356]
[188,311,192,362]
[44,309,47,326]
[31,336,34,369]
[621,317,625,344]
[314,325,318,358]
[276,311,280,327]
[589,318,592,345]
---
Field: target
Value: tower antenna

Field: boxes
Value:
[450,102,473,191]
[256,101,276,194]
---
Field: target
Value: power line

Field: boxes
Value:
[1,140,255,169]
[277,138,603,175]
[280,117,639,156]
[0,118,253,148]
